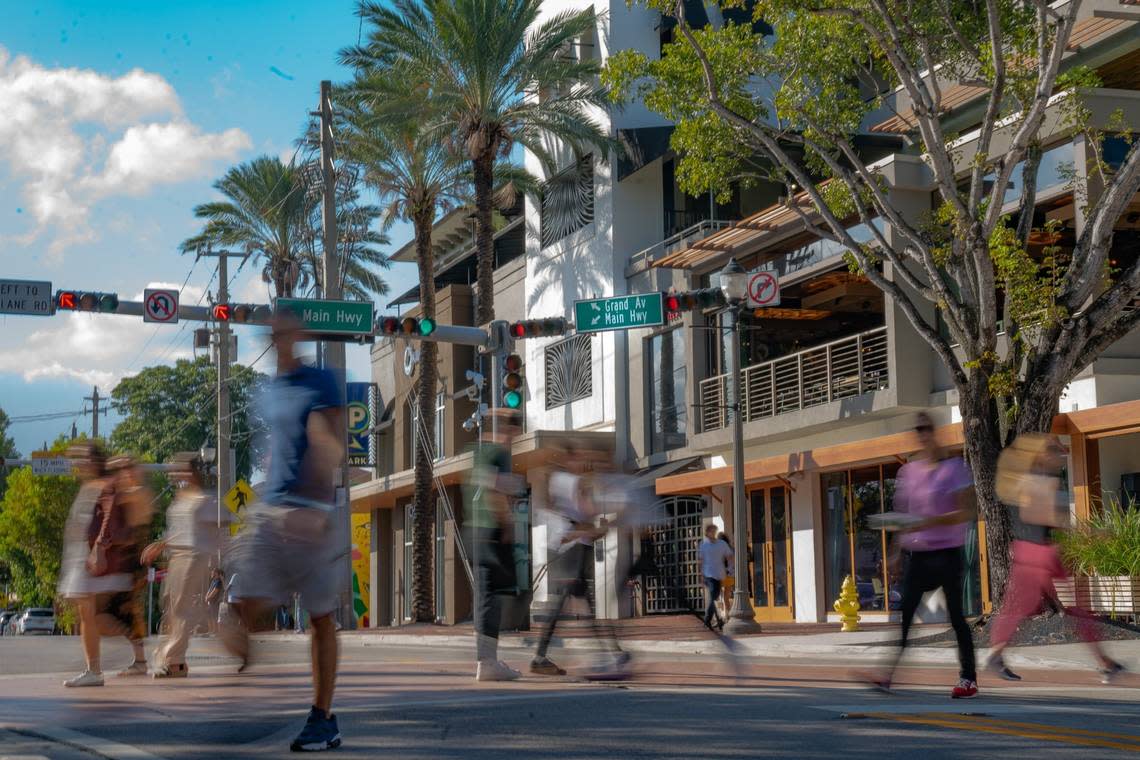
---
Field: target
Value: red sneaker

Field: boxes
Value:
[951,678,978,699]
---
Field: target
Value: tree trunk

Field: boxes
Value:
[411,208,438,623]
[472,150,496,326]
[959,375,1012,608]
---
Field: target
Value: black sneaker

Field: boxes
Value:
[986,655,1021,681]
[290,706,341,752]
[1100,660,1126,685]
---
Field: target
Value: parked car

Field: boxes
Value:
[0,610,16,635]
[16,608,56,635]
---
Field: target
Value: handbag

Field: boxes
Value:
[86,543,109,577]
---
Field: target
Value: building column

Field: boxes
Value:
[790,475,824,622]
[1070,432,1101,521]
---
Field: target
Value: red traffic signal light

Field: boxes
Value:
[378,316,400,335]
[664,293,681,312]
[213,304,231,321]
[56,290,117,312]
[509,318,568,339]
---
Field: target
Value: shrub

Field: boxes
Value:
[1057,495,1140,577]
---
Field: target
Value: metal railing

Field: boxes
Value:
[699,326,889,432]
[628,219,732,272]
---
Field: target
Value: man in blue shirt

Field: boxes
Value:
[223,311,346,752]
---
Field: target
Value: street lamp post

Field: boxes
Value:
[719,258,762,635]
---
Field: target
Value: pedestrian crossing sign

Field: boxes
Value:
[224,479,255,515]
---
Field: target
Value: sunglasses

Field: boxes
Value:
[915,424,934,433]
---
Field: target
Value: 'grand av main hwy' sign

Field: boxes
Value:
[275,297,374,335]
[574,293,664,333]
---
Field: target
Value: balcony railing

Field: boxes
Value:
[699,327,890,432]
[629,219,732,273]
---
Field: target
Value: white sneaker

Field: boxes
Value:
[64,670,104,688]
[475,659,522,682]
[117,661,148,677]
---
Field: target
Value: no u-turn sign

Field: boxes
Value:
[143,288,180,324]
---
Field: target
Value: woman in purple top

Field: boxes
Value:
[868,412,980,699]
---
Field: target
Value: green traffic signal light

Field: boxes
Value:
[419,317,436,336]
[97,294,119,312]
[503,389,523,409]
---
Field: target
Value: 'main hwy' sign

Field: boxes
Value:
[275,297,374,335]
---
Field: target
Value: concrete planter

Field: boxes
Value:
[1054,576,1140,618]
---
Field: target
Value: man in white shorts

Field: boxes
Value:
[223,311,346,752]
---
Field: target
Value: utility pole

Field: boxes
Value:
[82,387,108,439]
[198,248,246,539]
[319,79,355,630]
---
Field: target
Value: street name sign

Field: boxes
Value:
[746,270,781,308]
[0,279,53,316]
[143,288,180,324]
[276,298,374,335]
[31,452,73,476]
[574,293,664,333]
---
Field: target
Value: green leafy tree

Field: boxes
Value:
[0,407,18,501]
[110,357,266,480]
[343,0,612,324]
[604,0,1140,599]
[0,437,78,607]
[181,156,392,301]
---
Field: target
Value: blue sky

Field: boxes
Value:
[0,1,419,456]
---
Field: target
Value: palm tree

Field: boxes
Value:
[182,155,391,301]
[340,88,469,623]
[343,0,612,325]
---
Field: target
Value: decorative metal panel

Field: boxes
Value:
[644,497,706,614]
[540,155,594,248]
[544,334,593,409]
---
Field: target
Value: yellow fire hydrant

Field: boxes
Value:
[833,574,861,632]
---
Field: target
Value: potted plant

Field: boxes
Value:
[1055,495,1140,620]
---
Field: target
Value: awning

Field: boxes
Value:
[632,455,701,489]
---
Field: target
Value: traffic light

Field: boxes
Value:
[502,353,523,409]
[508,317,568,339]
[377,315,436,337]
[229,304,272,324]
[212,303,231,321]
[663,288,726,317]
[56,291,118,313]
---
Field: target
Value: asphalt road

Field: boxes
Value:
[2,633,1139,758]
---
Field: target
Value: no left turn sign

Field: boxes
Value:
[747,271,780,308]
[143,288,180,324]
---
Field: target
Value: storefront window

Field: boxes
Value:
[648,327,687,453]
[822,461,984,617]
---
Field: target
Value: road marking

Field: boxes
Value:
[6,726,170,760]
[854,712,1140,754]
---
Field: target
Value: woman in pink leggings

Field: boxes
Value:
[987,434,1123,683]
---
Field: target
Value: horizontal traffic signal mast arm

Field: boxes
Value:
[54,290,275,324]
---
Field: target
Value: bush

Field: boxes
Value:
[1057,495,1140,577]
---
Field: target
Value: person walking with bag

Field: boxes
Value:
[986,434,1124,683]
[58,445,152,687]
[699,525,733,631]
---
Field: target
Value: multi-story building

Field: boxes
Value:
[350,0,1140,628]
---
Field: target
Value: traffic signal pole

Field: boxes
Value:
[197,247,246,548]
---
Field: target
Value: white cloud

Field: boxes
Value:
[0,46,252,255]
[0,282,209,389]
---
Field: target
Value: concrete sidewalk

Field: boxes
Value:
[253,615,1140,674]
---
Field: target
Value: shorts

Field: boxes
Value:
[225,503,345,618]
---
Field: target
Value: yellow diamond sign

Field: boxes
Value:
[223,479,255,515]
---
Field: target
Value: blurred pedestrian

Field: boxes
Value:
[700,525,733,631]
[464,408,525,682]
[530,449,627,679]
[142,452,220,678]
[987,433,1124,683]
[222,311,346,752]
[866,412,979,699]
[205,568,224,633]
[58,445,152,687]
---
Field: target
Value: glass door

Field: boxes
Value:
[748,486,794,622]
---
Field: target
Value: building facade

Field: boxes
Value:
[349,0,1140,627]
